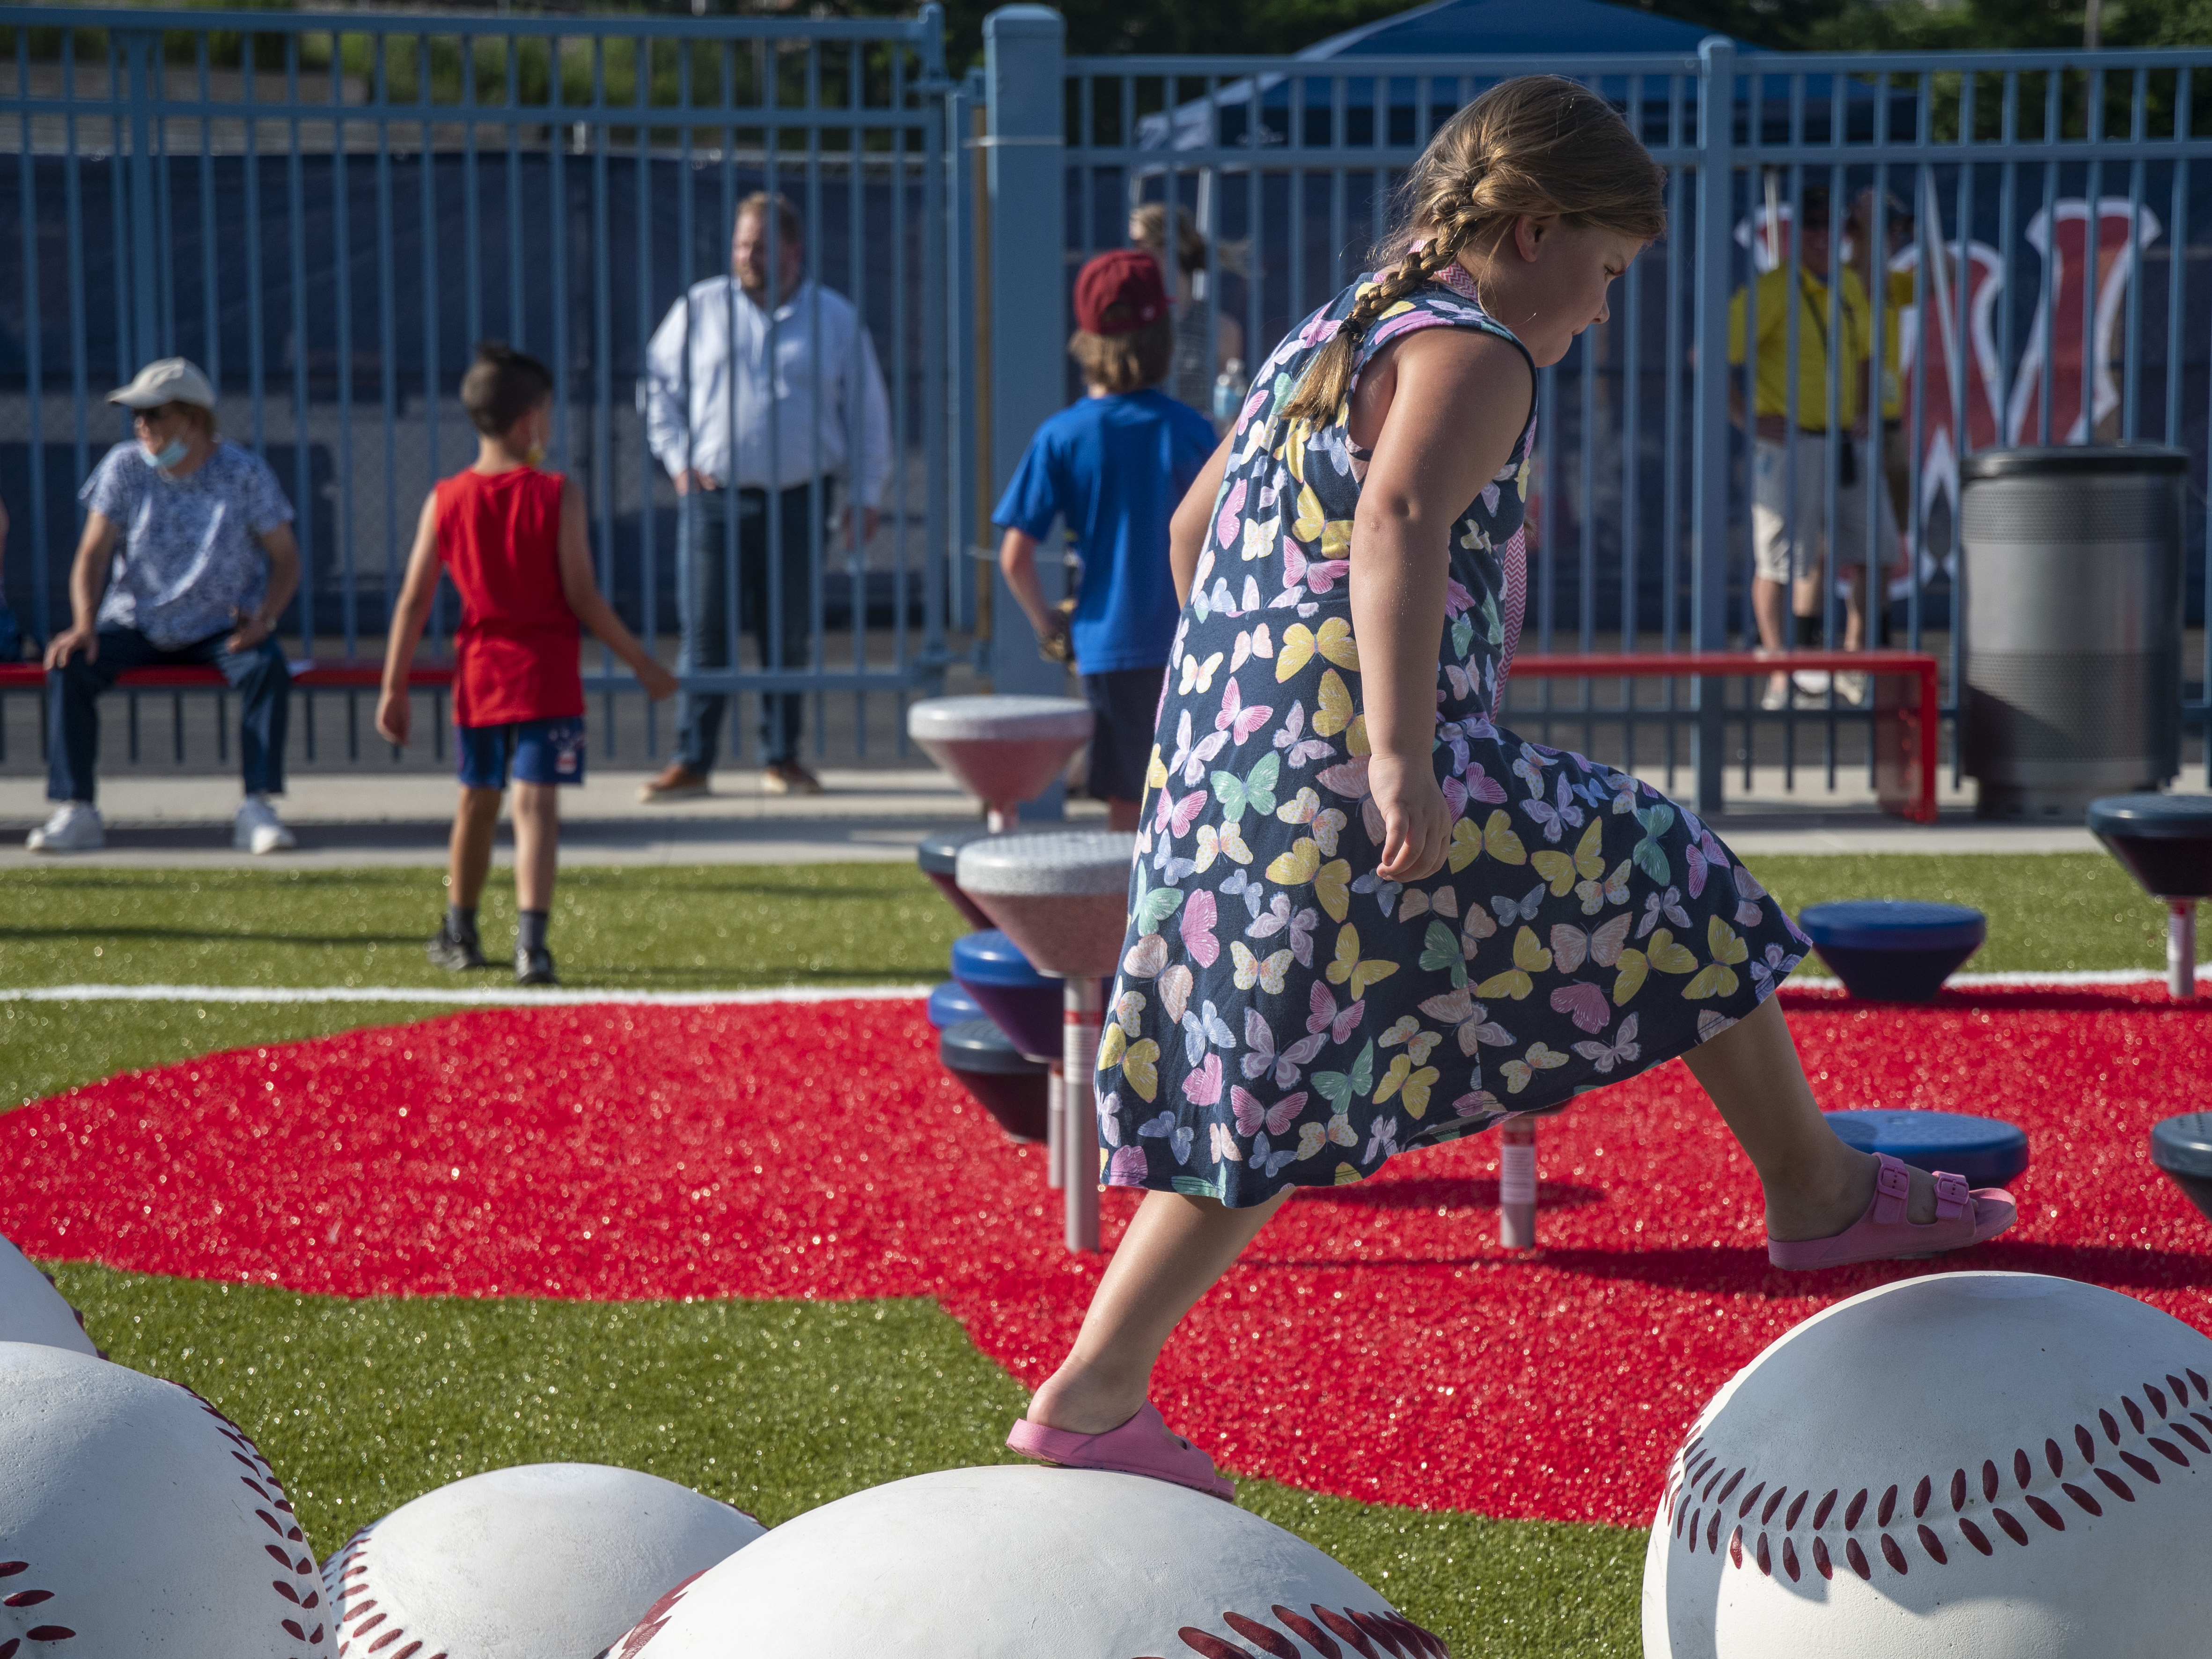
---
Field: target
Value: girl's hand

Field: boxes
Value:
[1369,751,1449,882]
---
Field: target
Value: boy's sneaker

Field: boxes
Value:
[515,944,559,987]
[25,801,103,853]
[234,795,296,854]
[426,921,487,972]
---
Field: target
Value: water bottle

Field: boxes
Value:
[1212,357,1246,428]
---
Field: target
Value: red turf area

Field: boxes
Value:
[2,984,2208,1526]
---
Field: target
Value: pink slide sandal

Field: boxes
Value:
[1769,1151,2016,1271]
[1006,1401,1236,1502]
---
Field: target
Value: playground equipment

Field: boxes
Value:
[1797,900,1987,1002]
[906,696,1094,834]
[321,1464,762,1659]
[925,979,984,1030]
[1826,1108,2028,1190]
[595,1464,1436,1659]
[956,830,1135,1253]
[0,1231,97,1355]
[0,1340,330,1656]
[2087,792,2212,997]
[1645,1272,2212,1657]
[937,1019,1050,1144]
[2152,1112,2212,1224]
[915,827,995,932]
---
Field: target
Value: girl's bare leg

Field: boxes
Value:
[1024,1187,1291,1435]
[1683,993,1942,1238]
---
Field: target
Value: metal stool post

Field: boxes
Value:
[1500,1118,1537,1249]
[1063,978,1102,1251]
[2173,901,2197,999]
[1044,1066,1064,1189]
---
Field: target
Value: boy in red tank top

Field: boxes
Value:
[376,343,676,985]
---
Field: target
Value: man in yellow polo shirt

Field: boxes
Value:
[1728,186,1896,709]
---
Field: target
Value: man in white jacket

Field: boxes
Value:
[639,191,891,799]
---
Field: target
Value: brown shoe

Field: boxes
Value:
[761,761,824,796]
[637,762,710,803]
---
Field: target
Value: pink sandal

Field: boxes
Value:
[1006,1401,1235,1502]
[1769,1151,2016,1270]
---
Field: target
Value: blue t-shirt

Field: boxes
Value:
[992,389,1217,675]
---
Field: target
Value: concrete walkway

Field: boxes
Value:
[0,765,2101,866]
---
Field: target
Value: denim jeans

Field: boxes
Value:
[47,626,289,802]
[675,482,824,773]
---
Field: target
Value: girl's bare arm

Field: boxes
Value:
[1168,435,1233,608]
[1349,326,1532,881]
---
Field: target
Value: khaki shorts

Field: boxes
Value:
[1751,436,1899,585]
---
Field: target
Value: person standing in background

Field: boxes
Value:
[1130,203,1246,429]
[638,190,892,801]
[993,250,1217,832]
[1850,186,1918,586]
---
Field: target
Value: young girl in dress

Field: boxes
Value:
[1007,76,2015,1500]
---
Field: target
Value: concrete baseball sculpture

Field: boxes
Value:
[0,1230,98,1355]
[321,1462,763,1659]
[0,1339,331,1655]
[1644,1272,2212,1657]
[596,1463,1445,1657]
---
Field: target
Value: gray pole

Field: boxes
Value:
[1690,38,1738,818]
[983,6,1072,821]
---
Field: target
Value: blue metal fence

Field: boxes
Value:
[9,9,2212,810]
[0,4,955,765]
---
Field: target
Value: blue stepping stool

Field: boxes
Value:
[917,827,995,933]
[1798,900,1987,1003]
[949,929,1061,1061]
[938,1019,1048,1144]
[2087,793,2212,998]
[1827,1108,2028,1189]
[2152,1113,2212,1225]
[926,979,983,1031]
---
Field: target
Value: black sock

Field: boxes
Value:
[1794,612,1823,648]
[448,905,478,942]
[518,909,549,953]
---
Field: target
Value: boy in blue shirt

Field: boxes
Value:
[994,249,1220,830]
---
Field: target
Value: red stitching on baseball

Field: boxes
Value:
[1811,1490,1837,1530]
[1175,1630,1245,1658]
[1716,1469,1744,1505]
[2102,1409,2122,1443]
[2190,1368,2209,1401]
[1992,1508,2029,1546]
[2062,1482,2103,1516]
[1981,1460,2000,1501]
[1736,1482,1764,1520]
[1784,1492,1807,1530]
[1876,1485,1897,1527]
[1760,1488,1785,1526]
[1917,1524,1947,1564]
[1879,1534,1908,1574]
[1911,1476,1931,1519]
[2124,1396,2147,1433]
[1310,1607,1376,1659]
[1346,1609,1405,1657]
[1270,1607,1340,1659]
[2013,1448,2032,1489]
[1959,1518,1992,1555]
[1844,1490,1867,1531]
[2095,1467,2135,1502]
[2044,1438,2065,1476]
[1705,1511,1720,1553]
[2149,1437,2190,1466]
[2147,1383,2169,1418]
[2023,1495,2065,1531]
[2180,1422,2212,1454]
[2120,1450,2161,1483]
[2075,1424,2096,1461]
[1222,1610,1300,1658]
[1845,1539,1870,1580]
[1727,1527,1742,1570]
[1782,1537,1800,1582]
[1812,1537,1832,1579]
[1755,1533,1771,1576]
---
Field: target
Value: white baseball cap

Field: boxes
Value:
[107,357,216,411]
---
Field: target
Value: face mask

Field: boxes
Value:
[140,436,190,471]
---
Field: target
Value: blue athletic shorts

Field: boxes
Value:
[456,716,587,789]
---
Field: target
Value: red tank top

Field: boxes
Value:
[434,467,583,728]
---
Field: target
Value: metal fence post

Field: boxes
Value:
[983,5,1071,818]
[1689,37,1737,819]
[122,27,160,366]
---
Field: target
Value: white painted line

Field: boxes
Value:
[0,983,933,1008]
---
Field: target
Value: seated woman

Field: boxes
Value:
[30,357,301,854]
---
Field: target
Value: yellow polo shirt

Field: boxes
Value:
[1727,264,1872,431]
[1879,266,1914,421]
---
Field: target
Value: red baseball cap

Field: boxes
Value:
[1073,249,1168,337]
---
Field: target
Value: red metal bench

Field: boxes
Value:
[1505,649,1940,825]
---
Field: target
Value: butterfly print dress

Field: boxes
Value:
[1095,264,1812,1207]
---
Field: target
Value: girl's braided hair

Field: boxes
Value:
[1278,75,1667,425]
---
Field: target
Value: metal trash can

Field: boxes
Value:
[1960,445,2186,819]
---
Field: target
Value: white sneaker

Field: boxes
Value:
[234,794,296,854]
[1792,668,1833,697]
[1834,669,1870,706]
[25,801,103,852]
[1759,680,1790,712]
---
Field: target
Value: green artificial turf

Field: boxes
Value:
[52,1264,1644,1657]
[2,1000,462,1110]
[0,864,965,992]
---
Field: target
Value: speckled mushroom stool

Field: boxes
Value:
[2088,793,2212,997]
[906,695,1095,834]
[956,830,1137,1253]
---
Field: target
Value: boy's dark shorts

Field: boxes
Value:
[1081,665,1167,804]
[457,716,587,790]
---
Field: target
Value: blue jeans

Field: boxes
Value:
[676,483,825,773]
[47,627,290,802]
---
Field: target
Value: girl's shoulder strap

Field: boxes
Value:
[1350,261,1535,383]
